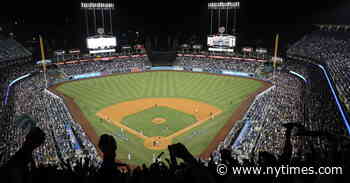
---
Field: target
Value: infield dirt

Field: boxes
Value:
[49,71,272,161]
[96,98,222,150]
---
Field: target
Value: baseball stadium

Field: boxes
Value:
[1,0,350,183]
[50,70,270,165]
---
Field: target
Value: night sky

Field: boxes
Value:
[1,0,349,49]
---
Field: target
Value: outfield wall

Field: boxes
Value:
[50,68,272,162]
[149,66,255,78]
[49,66,260,88]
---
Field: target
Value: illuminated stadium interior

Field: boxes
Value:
[0,0,350,182]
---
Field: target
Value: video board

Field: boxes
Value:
[207,34,236,48]
[86,36,117,50]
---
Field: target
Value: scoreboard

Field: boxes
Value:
[87,36,117,49]
[86,35,117,54]
[207,34,236,52]
[207,34,236,48]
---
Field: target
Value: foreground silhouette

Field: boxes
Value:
[1,128,348,183]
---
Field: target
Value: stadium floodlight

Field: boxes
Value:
[81,2,115,10]
[81,1,116,39]
[208,2,240,10]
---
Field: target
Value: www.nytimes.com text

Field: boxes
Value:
[216,164,343,177]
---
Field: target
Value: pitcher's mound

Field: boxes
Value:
[152,117,166,124]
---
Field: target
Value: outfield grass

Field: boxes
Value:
[56,71,263,165]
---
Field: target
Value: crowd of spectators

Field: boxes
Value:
[287,29,350,113]
[57,57,148,77]
[0,71,102,168]
[220,72,305,163]
[0,61,37,164]
[52,51,150,64]
[1,35,350,182]
[1,125,348,183]
[1,54,151,168]
[175,54,349,180]
[216,57,349,167]
[173,56,263,74]
[283,61,348,160]
[0,37,31,64]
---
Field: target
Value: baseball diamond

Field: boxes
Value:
[51,71,270,165]
[4,4,350,182]
[96,98,222,150]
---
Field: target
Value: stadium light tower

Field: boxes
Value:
[208,1,240,35]
[81,0,116,36]
[207,1,239,54]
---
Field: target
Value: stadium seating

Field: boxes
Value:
[288,30,350,113]
[173,56,263,74]
[0,37,31,64]
[1,34,349,182]
[0,55,150,168]
[57,57,147,77]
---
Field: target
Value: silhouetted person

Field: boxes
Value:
[279,123,296,164]
[3,127,46,183]
[98,134,118,170]
[168,143,215,183]
[97,134,128,182]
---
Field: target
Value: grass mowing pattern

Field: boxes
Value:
[56,71,263,165]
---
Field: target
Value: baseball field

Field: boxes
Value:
[51,71,269,165]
